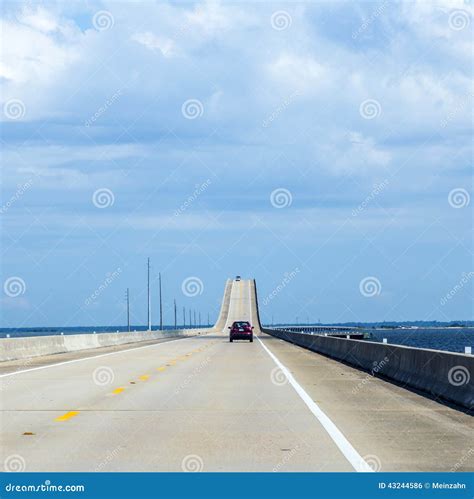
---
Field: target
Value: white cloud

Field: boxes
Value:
[267,54,328,93]
[315,131,392,175]
[131,32,176,57]
[0,18,80,86]
[16,6,60,33]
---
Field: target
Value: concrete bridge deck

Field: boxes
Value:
[1,279,472,472]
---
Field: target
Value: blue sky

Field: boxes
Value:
[1,0,472,328]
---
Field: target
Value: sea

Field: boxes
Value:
[366,327,473,353]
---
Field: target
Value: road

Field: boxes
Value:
[1,279,472,472]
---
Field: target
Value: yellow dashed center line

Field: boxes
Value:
[139,375,150,381]
[156,367,166,371]
[55,411,79,422]
[112,387,125,395]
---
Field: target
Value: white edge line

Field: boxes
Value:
[256,334,374,473]
[0,334,200,378]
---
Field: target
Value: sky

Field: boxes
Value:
[0,0,472,328]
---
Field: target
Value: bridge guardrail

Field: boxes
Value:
[263,328,473,411]
[0,328,210,362]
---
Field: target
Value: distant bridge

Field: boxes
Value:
[267,325,368,339]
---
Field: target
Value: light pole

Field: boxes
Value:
[126,288,130,332]
[159,272,163,331]
[183,306,186,328]
[174,299,177,329]
[147,258,151,331]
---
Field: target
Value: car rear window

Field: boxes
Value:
[233,321,250,327]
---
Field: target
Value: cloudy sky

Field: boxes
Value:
[1,0,472,328]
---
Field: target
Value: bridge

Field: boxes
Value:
[1,279,472,472]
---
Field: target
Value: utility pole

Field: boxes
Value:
[174,299,177,329]
[159,272,163,331]
[183,306,186,328]
[126,288,130,332]
[147,257,151,331]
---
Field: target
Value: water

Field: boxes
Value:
[366,328,473,353]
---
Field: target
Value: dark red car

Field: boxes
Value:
[229,321,254,342]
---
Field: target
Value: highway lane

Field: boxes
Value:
[1,279,472,472]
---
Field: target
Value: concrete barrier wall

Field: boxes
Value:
[0,329,209,362]
[264,328,473,410]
